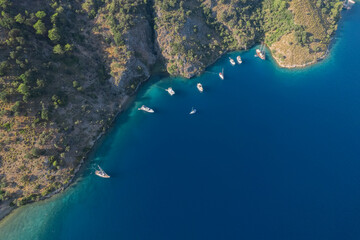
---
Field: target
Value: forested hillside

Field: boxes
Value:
[266,0,343,66]
[0,0,143,208]
[0,0,343,211]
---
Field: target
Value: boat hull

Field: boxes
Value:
[237,56,242,64]
[256,49,265,60]
[95,171,110,178]
[166,88,175,96]
[138,106,154,113]
[189,110,196,115]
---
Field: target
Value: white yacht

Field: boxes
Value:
[344,0,355,9]
[189,107,197,115]
[256,43,266,60]
[95,165,110,178]
[197,83,203,93]
[138,105,154,113]
[165,87,175,96]
[229,57,236,66]
[237,56,242,64]
[219,68,224,80]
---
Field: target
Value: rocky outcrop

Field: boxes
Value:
[154,0,222,78]
[93,0,156,92]
[266,0,343,68]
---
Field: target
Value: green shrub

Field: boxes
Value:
[35,11,46,19]
[33,20,47,35]
[31,148,44,158]
[53,44,64,55]
[48,27,61,42]
[72,81,79,88]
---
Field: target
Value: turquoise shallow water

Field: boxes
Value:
[1,6,360,240]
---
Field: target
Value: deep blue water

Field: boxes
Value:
[1,6,360,240]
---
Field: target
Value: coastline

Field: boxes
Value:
[0,46,331,223]
[1,21,360,238]
[0,0,353,230]
[0,39,336,222]
[0,201,14,222]
[269,3,353,70]
[0,94,134,222]
[272,50,329,69]
[0,19,344,221]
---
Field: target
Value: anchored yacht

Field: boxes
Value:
[189,107,197,115]
[256,43,266,60]
[237,56,242,64]
[344,0,355,9]
[197,83,203,93]
[229,57,236,66]
[219,68,224,80]
[165,87,175,96]
[138,105,154,113]
[95,165,110,178]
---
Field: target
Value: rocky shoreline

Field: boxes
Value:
[0,0,345,223]
[272,50,329,69]
[0,201,14,222]
[0,94,133,222]
[0,43,331,223]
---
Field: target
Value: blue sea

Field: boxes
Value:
[1,6,360,240]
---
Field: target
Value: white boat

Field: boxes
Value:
[237,56,242,64]
[138,105,154,113]
[95,165,110,178]
[219,68,224,80]
[229,57,236,66]
[344,0,355,9]
[256,43,266,60]
[189,107,196,115]
[197,83,203,93]
[165,87,175,96]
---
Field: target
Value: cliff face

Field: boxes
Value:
[154,0,221,78]
[92,0,156,92]
[0,0,343,213]
[154,0,263,77]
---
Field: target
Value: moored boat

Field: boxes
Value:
[344,0,355,9]
[256,49,265,60]
[95,165,110,178]
[189,107,197,115]
[256,43,266,60]
[237,56,242,64]
[229,57,236,66]
[197,83,203,93]
[138,105,154,113]
[165,87,175,96]
[219,68,224,80]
